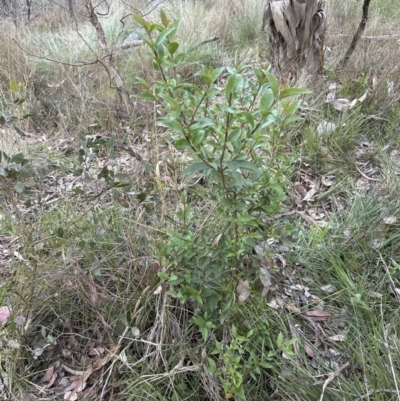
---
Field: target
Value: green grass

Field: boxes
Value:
[2,0,400,400]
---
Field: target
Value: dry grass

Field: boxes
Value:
[2,1,400,400]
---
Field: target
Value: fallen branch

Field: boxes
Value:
[333,33,400,42]
[187,35,220,53]
[115,41,144,52]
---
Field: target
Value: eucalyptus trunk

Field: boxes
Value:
[263,0,326,81]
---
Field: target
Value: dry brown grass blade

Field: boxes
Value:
[74,264,115,344]
[65,344,119,401]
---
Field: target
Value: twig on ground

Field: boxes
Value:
[317,362,350,401]
[355,165,379,181]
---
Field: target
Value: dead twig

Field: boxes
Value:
[355,165,379,181]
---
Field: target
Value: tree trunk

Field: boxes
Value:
[262,0,326,82]
[339,0,372,68]
[85,0,134,116]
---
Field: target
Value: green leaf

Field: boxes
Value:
[227,129,241,142]
[265,72,280,97]
[167,41,179,55]
[157,272,169,280]
[232,324,238,337]
[283,115,302,127]
[136,92,156,100]
[276,332,283,348]
[158,117,184,134]
[132,13,151,31]
[225,74,244,101]
[243,112,255,129]
[133,29,154,49]
[14,126,26,137]
[57,227,64,238]
[155,20,182,49]
[10,78,17,93]
[210,66,225,84]
[160,9,170,27]
[204,87,219,100]
[282,99,302,116]
[11,153,28,164]
[279,87,311,99]
[174,138,190,150]
[207,357,217,373]
[259,88,274,116]
[192,316,204,327]
[135,77,150,90]
[200,326,208,342]
[190,118,215,130]
[181,161,209,177]
[224,160,258,173]
[191,130,205,146]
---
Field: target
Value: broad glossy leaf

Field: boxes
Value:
[132,13,151,31]
[135,77,149,89]
[160,9,169,27]
[282,99,302,115]
[279,87,311,99]
[136,92,156,100]
[191,130,205,146]
[225,74,244,101]
[181,161,209,177]
[158,117,184,134]
[10,78,17,93]
[210,67,225,83]
[265,72,280,97]
[174,138,190,150]
[190,118,215,130]
[259,88,274,116]
[155,20,181,48]
[167,42,179,55]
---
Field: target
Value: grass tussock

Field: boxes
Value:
[2,1,400,400]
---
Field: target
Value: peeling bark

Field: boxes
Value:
[262,0,326,81]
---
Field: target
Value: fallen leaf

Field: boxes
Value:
[303,187,317,202]
[367,291,383,299]
[384,216,397,225]
[236,280,251,302]
[305,345,314,357]
[303,310,331,321]
[48,372,57,387]
[41,365,55,383]
[7,340,20,349]
[267,297,285,309]
[88,347,105,356]
[32,347,45,357]
[285,302,300,314]
[321,285,336,293]
[0,306,10,324]
[317,121,336,137]
[328,335,346,342]
[153,285,162,295]
[59,378,70,388]
[260,267,271,297]
[321,176,334,187]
